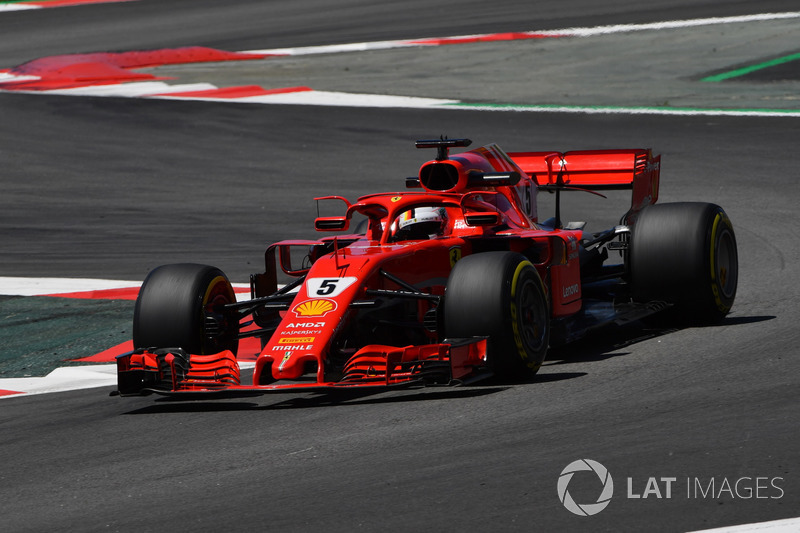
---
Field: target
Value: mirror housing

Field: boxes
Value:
[464,212,501,226]
[315,216,350,231]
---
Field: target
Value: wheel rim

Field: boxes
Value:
[715,228,737,299]
[517,277,547,353]
[203,277,234,308]
[201,276,237,353]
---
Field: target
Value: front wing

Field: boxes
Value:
[116,338,489,398]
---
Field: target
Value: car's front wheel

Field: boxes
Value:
[444,251,549,380]
[133,263,239,354]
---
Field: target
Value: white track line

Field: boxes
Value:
[455,104,800,118]
[0,4,38,11]
[0,276,141,296]
[0,72,39,82]
[0,0,136,12]
[1,365,118,398]
[555,12,800,37]
[38,82,217,97]
[687,517,800,533]
[154,90,459,108]
[242,12,800,56]
[0,276,251,297]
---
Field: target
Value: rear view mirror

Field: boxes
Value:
[464,212,501,226]
[315,216,350,231]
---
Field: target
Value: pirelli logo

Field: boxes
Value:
[278,337,316,344]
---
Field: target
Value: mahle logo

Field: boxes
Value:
[558,459,614,516]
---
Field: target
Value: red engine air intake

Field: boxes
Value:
[418,152,498,193]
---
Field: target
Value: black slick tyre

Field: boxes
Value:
[133,263,239,355]
[444,251,549,380]
[630,202,738,323]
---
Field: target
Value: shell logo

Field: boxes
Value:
[292,298,337,317]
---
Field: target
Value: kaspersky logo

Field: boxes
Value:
[557,459,614,516]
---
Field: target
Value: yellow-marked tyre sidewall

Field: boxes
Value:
[510,260,549,373]
[200,275,239,354]
[133,264,239,355]
[631,202,738,323]
[444,252,549,380]
[709,212,738,314]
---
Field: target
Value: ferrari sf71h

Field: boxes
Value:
[116,138,738,397]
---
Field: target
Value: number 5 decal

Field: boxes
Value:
[316,279,338,296]
[306,277,358,298]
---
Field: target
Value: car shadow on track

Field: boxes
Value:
[261,386,510,410]
[122,368,595,414]
[544,314,775,366]
[544,325,669,366]
[122,386,511,414]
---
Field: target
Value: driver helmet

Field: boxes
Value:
[395,206,448,240]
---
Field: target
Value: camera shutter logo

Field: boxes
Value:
[557,459,614,516]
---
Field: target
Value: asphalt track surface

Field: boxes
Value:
[1,1,799,532]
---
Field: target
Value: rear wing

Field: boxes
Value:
[508,149,661,215]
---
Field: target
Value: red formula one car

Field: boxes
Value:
[116,138,738,397]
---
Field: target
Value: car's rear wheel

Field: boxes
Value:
[133,263,239,354]
[444,251,549,380]
[630,202,738,323]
